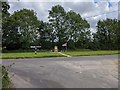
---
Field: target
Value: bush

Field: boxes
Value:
[1,65,11,88]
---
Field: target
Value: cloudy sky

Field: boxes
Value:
[8,0,119,32]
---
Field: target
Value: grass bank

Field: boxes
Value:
[63,50,119,56]
[2,50,119,59]
[2,52,64,59]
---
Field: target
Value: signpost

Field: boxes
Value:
[62,37,70,51]
[62,43,67,51]
[30,46,41,54]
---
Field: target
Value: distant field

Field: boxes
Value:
[2,50,119,59]
[63,50,119,56]
[2,52,64,59]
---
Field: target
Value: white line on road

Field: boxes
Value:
[58,52,72,57]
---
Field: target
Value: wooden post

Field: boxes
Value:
[35,47,37,54]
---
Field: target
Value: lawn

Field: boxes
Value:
[63,50,119,56]
[2,52,64,59]
[2,50,120,59]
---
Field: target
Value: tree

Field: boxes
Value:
[2,1,15,50]
[8,9,40,49]
[117,20,120,49]
[37,21,53,50]
[2,8,41,50]
[48,5,67,50]
[93,18,118,50]
[48,5,91,50]
[2,1,10,20]
[2,16,22,50]
[66,10,90,49]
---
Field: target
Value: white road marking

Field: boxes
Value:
[58,52,72,57]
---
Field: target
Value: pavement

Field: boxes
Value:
[2,55,119,88]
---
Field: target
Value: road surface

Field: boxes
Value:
[2,55,118,88]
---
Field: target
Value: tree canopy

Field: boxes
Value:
[2,3,120,50]
[48,5,90,50]
[2,8,41,50]
[93,18,119,50]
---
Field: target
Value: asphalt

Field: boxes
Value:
[2,55,119,88]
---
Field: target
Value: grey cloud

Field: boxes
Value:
[63,2,97,15]
[8,1,118,32]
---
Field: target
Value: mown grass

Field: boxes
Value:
[2,50,120,59]
[2,52,64,59]
[63,50,120,56]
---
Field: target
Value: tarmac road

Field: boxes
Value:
[2,55,119,88]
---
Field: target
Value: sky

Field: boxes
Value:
[7,0,120,32]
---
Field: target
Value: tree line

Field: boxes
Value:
[2,2,120,51]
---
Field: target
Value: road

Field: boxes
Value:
[2,55,118,88]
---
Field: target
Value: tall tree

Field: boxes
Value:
[2,16,22,50]
[37,21,53,50]
[117,20,120,49]
[2,1,10,20]
[2,1,14,49]
[48,5,90,50]
[93,18,118,50]
[9,9,40,49]
[48,5,66,50]
[66,10,90,49]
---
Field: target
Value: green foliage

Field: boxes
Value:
[1,65,11,88]
[93,19,119,50]
[37,21,53,50]
[2,3,119,51]
[48,5,67,50]
[48,5,90,50]
[2,8,41,50]
[2,1,20,50]
[2,2,10,19]
[66,11,91,49]
[2,16,21,50]
[11,9,40,49]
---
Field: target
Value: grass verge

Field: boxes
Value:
[2,50,119,59]
[2,52,64,59]
[63,50,119,56]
